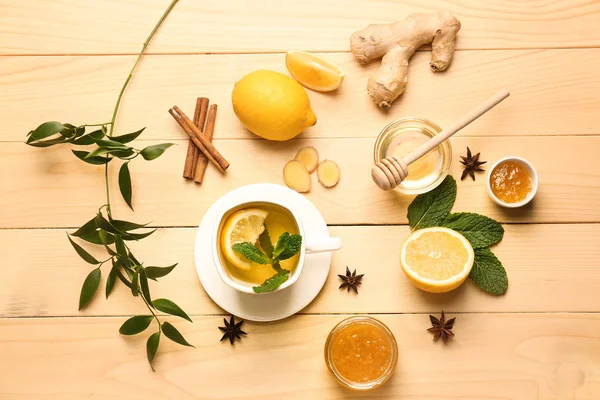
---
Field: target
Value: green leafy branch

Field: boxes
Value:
[23,0,187,369]
[233,229,302,293]
[407,175,508,295]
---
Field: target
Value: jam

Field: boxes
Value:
[490,160,533,203]
[325,317,398,389]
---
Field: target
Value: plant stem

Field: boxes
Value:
[141,292,161,331]
[103,0,179,213]
[83,122,113,127]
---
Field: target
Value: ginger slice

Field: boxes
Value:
[317,160,340,188]
[283,160,311,193]
[294,146,319,173]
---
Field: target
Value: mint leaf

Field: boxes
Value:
[253,269,290,294]
[273,233,302,262]
[259,228,274,258]
[470,248,508,295]
[232,242,271,264]
[407,175,456,230]
[442,212,504,249]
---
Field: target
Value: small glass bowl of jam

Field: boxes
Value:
[324,316,398,391]
[487,156,538,208]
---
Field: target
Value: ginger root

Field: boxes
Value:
[350,12,461,109]
[317,160,340,188]
[295,146,319,173]
[283,160,311,193]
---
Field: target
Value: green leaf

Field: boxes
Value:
[79,267,101,310]
[253,269,290,294]
[86,147,113,159]
[162,322,194,347]
[152,298,192,322]
[118,162,133,210]
[106,262,118,298]
[72,129,105,145]
[67,235,99,264]
[116,267,133,288]
[95,213,119,235]
[139,269,152,303]
[232,242,271,264]
[131,271,139,297]
[407,175,457,230]
[94,138,129,149]
[27,121,65,142]
[470,248,508,295]
[273,233,302,262]
[122,229,156,241]
[112,127,145,144]
[109,219,149,232]
[27,137,70,147]
[442,213,504,249]
[109,148,135,159]
[79,230,116,245]
[119,315,153,335]
[140,143,174,160]
[145,264,177,280]
[72,150,112,165]
[114,235,130,266]
[71,217,98,237]
[146,331,161,369]
[259,228,274,258]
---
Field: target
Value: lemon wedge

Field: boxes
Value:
[285,51,345,92]
[221,208,268,270]
[400,227,474,293]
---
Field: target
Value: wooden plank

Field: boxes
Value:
[2,0,600,55]
[0,314,598,398]
[4,50,600,141]
[2,224,600,317]
[1,136,599,228]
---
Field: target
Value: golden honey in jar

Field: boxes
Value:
[490,159,533,204]
[325,317,398,390]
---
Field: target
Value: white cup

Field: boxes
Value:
[212,200,341,294]
[486,156,538,208]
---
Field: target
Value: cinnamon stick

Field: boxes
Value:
[183,98,209,179]
[194,104,218,183]
[169,106,229,173]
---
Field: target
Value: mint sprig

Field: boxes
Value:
[407,175,508,295]
[232,228,302,293]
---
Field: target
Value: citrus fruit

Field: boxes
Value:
[221,208,268,270]
[231,70,317,141]
[285,51,345,92]
[400,227,474,293]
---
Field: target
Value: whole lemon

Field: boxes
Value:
[232,70,317,141]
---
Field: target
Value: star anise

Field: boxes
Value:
[460,147,487,181]
[427,311,456,343]
[338,266,364,294]
[218,315,247,345]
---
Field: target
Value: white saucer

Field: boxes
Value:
[194,183,332,322]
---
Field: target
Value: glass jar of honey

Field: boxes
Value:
[374,117,452,194]
[324,316,398,390]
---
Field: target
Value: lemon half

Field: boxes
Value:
[221,209,268,270]
[400,227,474,293]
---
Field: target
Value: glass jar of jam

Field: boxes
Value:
[324,316,398,390]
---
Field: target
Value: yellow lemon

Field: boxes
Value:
[285,51,345,92]
[400,227,474,293]
[221,208,268,270]
[232,70,317,141]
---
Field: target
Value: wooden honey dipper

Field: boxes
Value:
[372,89,510,191]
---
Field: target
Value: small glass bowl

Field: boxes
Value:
[373,117,452,194]
[324,316,398,391]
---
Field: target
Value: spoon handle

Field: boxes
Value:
[403,89,510,166]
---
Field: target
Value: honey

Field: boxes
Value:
[374,117,452,194]
[490,160,533,203]
[325,317,398,390]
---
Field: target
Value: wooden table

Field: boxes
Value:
[2,1,600,398]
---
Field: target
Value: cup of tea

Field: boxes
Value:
[212,199,341,294]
